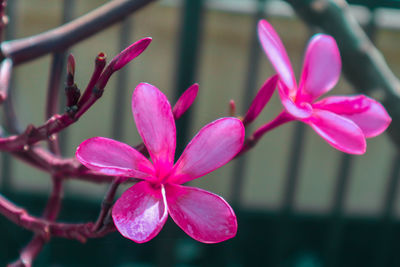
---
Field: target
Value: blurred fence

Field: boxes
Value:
[1,0,400,266]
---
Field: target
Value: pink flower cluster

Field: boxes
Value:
[255,20,391,154]
[75,19,391,245]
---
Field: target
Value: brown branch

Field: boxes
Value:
[0,0,156,65]
[9,177,64,267]
[0,193,116,243]
[0,115,75,151]
[0,53,107,152]
[23,146,117,183]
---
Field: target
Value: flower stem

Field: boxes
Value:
[77,53,106,112]
[92,177,122,232]
[236,111,293,157]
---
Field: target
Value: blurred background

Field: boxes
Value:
[1,0,400,266]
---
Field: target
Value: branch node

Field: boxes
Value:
[92,85,103,98]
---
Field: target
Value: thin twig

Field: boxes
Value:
[22,146,117,183]
[0,54,112,152]
[8,237,46,267]
[10,177,64,266]
[92,177,123,232]
[236,111,293,157]
[0,193,115,242]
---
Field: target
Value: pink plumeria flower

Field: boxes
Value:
[258,19,391,154]
[76,83,244,243]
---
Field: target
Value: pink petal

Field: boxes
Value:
[258,20,297,95]
[112,181,168,243]
[110,37,152,71]
[242,75,278,126]
[165,184,237,243]
[314,95,391,138]
[172,83,199,120]
[76,137,155,180]
[278,82,312,119]
[305,109,366,154]
[132,83,176,176]
[298,34,341,101]
[168,118,244,185]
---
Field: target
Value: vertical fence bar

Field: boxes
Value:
[281,123,307,214]
[231,0,267,208]
[373,152,400,267]
[111,17,132,140]
[155,1,205,266]
[57,0,75,154]
[46,0,76,141]
[273,26,323,266]
[46,54,65,120]
[1,0,18,192]
[324,8,377,266]
[173,0,204,155]
[227,4,268,266]
[324,153,353,267]
[107,12,133,264]
[46,53,66,155]
[275,122,307,264]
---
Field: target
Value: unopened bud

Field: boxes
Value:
[65,84,81,108]
[96,52,106,69]
[96,38,152,91]
[66,54,76,87]
[242,75,278,126]
[229,99,236,117]
[173,83,199,120]
[110,37,152,71]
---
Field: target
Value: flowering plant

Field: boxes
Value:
[74,19,391,245]
[256,19,391,154]
[239,20,391,155]
[0,1,395,265]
